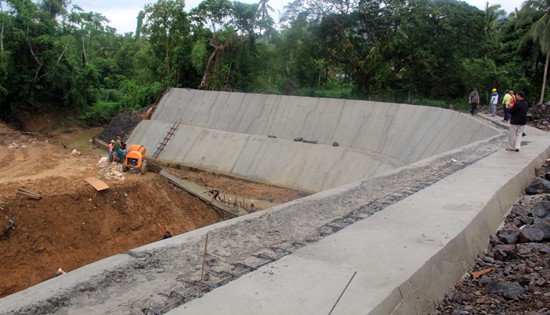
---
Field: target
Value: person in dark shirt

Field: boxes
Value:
[469,88,480,115]
[505,91,528,152]
[211,189,220,201]
[162,231,172,239]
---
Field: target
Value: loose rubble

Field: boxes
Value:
[528,103,550,131]
[98,106,152,143]
[433,164,550,315]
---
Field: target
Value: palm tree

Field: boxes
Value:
[256,0,274,36]
[521,0,550,105]
[484,2,506,48]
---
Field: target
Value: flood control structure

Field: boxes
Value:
[1,89,549,315]
[129,89,499,192]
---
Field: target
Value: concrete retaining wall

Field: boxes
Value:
[128,89,499,192]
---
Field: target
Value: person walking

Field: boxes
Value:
[490,88,499,116]
[469,88,480,115]
[501,89,511,122]
[505,91,528,152]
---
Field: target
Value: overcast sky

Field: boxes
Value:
[70,0,522,35]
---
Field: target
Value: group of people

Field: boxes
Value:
[468,88,523,120]
[469,87,507,116]
[469,87,529,152]
[107,135,127,164]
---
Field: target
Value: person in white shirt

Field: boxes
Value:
[490,88,499,116]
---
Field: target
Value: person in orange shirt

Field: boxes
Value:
[509,90,516,106]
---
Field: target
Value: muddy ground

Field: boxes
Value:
[0,122,304,298]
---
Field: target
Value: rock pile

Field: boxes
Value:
[98,105,153,143]
[528,103,550,131]
[433,165,550,314]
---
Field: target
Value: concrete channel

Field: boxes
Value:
[160,170,248,217]
[0,89,549,315]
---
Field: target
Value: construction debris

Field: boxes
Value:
[84,177,110,191]
[70,149,82,156]
[16,188,42,200]
[470,267,494,279]
[99,168,125,180]
[8,143,27,149]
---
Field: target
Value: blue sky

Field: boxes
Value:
[70,0,522,34]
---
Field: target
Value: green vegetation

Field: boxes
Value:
[0,0,546,126]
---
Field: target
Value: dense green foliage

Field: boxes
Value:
[0,0,546,125]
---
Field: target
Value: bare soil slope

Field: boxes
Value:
[0,121,306,299]
[0,123,222,297]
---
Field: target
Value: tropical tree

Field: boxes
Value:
[140,0,190,87]
[521,0,550,104]
[484,2,506,49]
[256,0,274,36]
[230,1,257,36]
[191,0,232,32]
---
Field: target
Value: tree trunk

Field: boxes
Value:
[539,50,549,106]
[0,1,4,51]
[199,43,225,89]
[81,37,87,65]
[165,35,171,76]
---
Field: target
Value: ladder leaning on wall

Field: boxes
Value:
[152,121,180,158]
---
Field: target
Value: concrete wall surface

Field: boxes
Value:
[128,89,499,191]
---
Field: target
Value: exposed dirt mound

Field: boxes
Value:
[0,122,222,297]
[0,120,306,298]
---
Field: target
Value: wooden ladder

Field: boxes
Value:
[153,121,180,158]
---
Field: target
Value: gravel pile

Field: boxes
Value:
[98,106,153,143]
